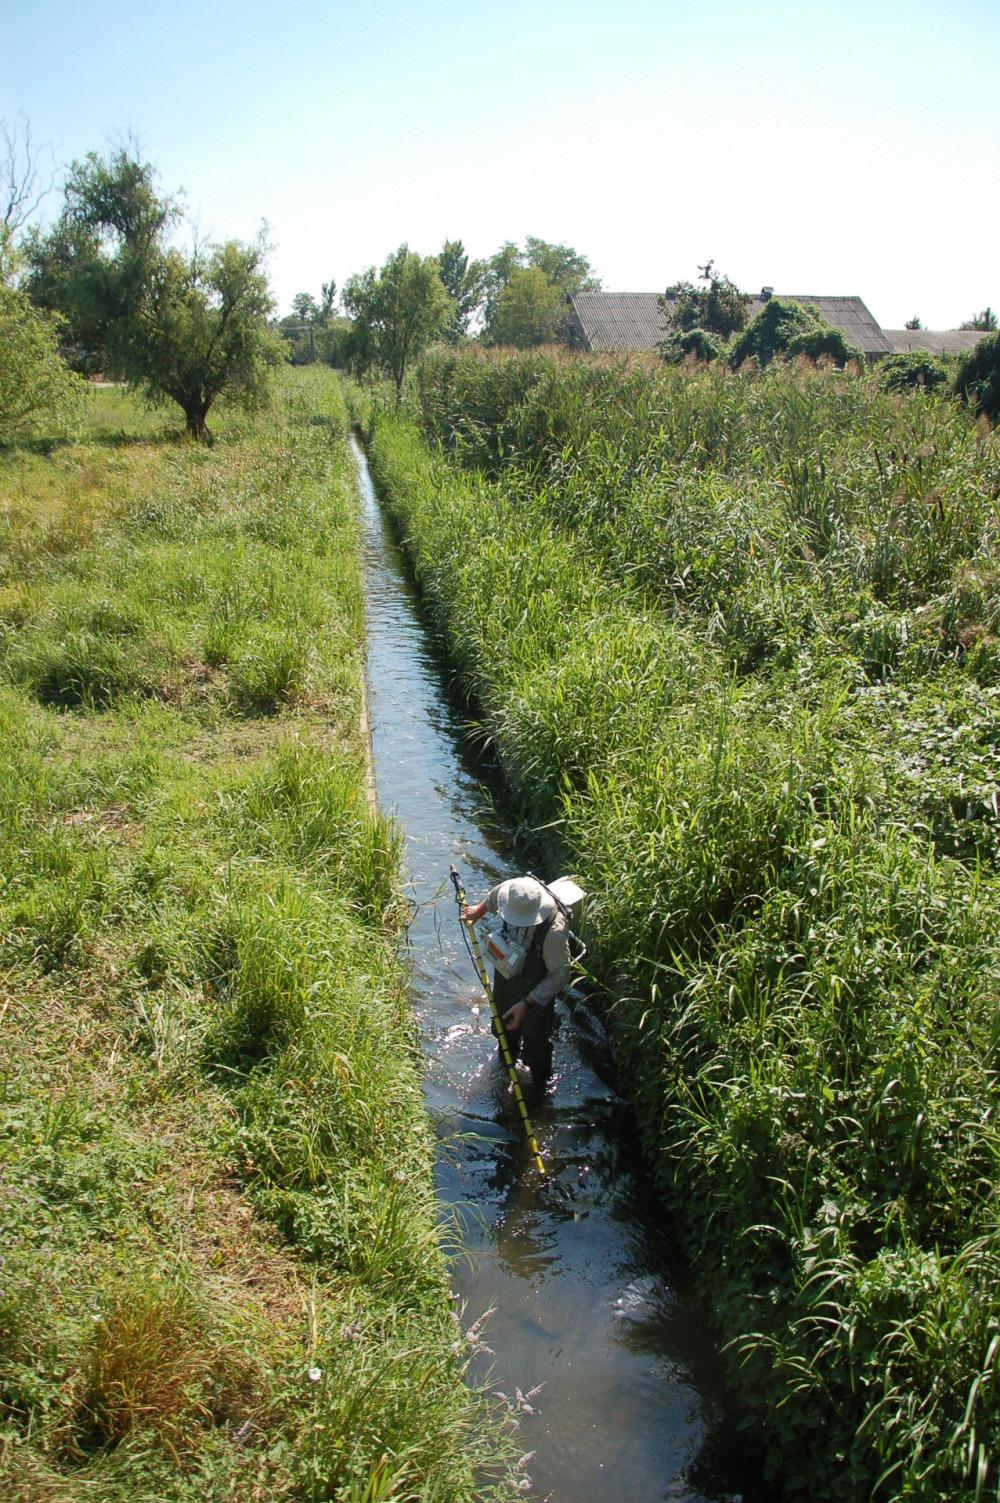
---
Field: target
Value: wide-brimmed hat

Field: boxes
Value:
[497,877,557,928]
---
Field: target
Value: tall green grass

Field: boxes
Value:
[0,371,515,1501]
[358,350,1000,1501]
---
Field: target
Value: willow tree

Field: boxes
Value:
[120,235,284,438]
[26,146,283,437]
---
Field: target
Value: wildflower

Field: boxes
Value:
[307,1366,322,1382]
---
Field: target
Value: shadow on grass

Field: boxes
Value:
[1,429,187,457]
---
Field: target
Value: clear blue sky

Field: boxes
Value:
[2,0,998,329]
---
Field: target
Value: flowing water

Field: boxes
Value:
[353,438,758,1503]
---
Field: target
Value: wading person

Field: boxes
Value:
[461,876,571,1086]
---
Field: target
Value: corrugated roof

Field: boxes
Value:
[566,292,669,351]
[569,291,893,356]
[884,329,991,355]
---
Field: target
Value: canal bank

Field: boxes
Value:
[352,435,760,1503]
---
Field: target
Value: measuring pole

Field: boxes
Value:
[449,865,545,1175]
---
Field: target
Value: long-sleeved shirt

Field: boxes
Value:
[484,886,571,1005]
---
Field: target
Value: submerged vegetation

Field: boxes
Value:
[356,346,1000,1500]
[0,370,514,1500]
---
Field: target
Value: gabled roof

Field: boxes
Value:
[884,329,991,356]
[568,291,893,357]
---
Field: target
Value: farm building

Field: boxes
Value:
[883,328,992,355]
[565,289,894,358]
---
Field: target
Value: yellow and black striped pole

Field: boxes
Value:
[450,865,545,1175]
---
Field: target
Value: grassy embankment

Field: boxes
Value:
[0,368,514,1502]
[356,348,1000,1502]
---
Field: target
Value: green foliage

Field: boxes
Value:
[362,348,1000,1500]
[0,230,85,441]
[24,147,283,436]
[953,331,1000,422]
[24,145,176,371]
[122,236,285,438]
[280,283,338,365]
[522,236,601,296]
[480,237,599,342]
[729,296,860,368]
[436,238,486,342]
[342,244,454,396]
[659,261,750,340]
[659,326,719,364]
[489,265,567,348]
[877,351,950,393]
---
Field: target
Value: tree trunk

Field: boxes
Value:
[183,398,213,440]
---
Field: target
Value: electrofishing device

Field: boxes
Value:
[449,864,545,1175]
[483,928,527,981]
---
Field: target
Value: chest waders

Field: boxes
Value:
[492,916,556,1085]
[450,866,545,1175]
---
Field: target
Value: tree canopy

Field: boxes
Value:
[489,265,567,348]
[123,236,284,437]
[436,239,486,342]
[481,237,599,343]
[342,244,454,396]
[0,229,84,442]
[960,307,998,332]
[25,146,282,436]
[523,237,600,297]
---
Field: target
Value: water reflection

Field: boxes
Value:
[353,437,758,1503]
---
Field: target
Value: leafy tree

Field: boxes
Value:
[24,146,173,371]
[480,240,523,338]
[24,146,282,436]
[904,314,923,330]
[488,265,567,347]
[953,331,1000,423]
[291,291,320,324]
[481,238,599,342]
[122,236,284,438]
[960,307,998,332]
[282,282,338,364]
[342,244,453,397]
[728,297,859,369]
[315,316,353,369]
[437,239,486,341]
[660,261,749,340]
[0,230,84,441]
[523,237,600,296]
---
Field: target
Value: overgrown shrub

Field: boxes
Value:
[954,330,1000,422]
[729,297,859,368]
[659,327,720,364]
[877,350,951,392]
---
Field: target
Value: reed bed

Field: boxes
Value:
[358,348,1000,1501]
[0,371,514,1502]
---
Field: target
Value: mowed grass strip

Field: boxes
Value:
[0,371,515,1502]
[358,353,1000,1503]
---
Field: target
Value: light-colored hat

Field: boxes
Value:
[497,877,557,928]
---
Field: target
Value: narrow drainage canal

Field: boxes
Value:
[353,437,759,1503]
